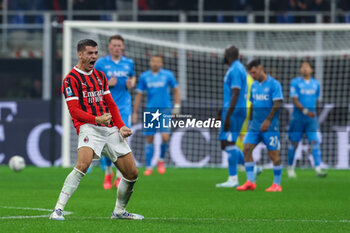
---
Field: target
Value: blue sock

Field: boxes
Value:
[145,143,154,167]
[103,156,112,167]
[226,146,240,176]
[100,156,106,171]
[312,142,322,167]
[287,143,296,166]
[160,142,169,160]
[245,162,255,182]
[273,165,282,185]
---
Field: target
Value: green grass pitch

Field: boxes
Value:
[0,166,349,233]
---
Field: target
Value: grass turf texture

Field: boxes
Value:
[0,166,349,233]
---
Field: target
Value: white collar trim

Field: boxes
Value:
[74,66,93,75]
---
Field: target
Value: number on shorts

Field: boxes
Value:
[269,136,279,147]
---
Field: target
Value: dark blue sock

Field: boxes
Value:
[287,143,296,166]
[312,142,322,167]
[145,143,154,167]
[160,142,169,160]
[273,165,282,185]
[245,162,255,182]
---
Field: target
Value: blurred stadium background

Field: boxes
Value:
[1,1,350,232]
[0,0,349,169]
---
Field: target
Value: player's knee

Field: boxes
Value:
[161,133,170,142]
[146,136,154,144]
[243,146,251,157]
[273,159,281,166]
[125,168,138,181]
[75,162,90,173]
[270,153,281,165]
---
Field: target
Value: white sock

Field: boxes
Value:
[54,168,85,210]
[228,175,238,182]
[116,169,123,179]
[114,178,136,214]
[105,166,113,175]
[315,166,321,173]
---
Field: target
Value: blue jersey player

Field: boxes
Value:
[95,35,136,189]
[287,61,327,178]
[216,46,247,188]
[237,60,284,192]
[133,54,181,176]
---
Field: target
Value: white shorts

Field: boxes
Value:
[78,124,131,162]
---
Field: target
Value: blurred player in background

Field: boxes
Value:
[287,61,327,178]
[50,39,143,220]
[216,46,247,188]
[237,59,283,192]
[234,74,262,175]
[133,54,180,176]
[236,74,254,151]
[95,35,136,189]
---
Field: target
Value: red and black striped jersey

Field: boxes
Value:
[62,66,123,134]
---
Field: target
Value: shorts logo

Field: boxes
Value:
[66,87,72,97]
[84,136,89,143]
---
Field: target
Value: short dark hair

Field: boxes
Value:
[150,53,163,59]
[300,60,313,69]
[77,39,97,52]
[109,34,124,43]
[224,46,239,61]
[247,59,262,70]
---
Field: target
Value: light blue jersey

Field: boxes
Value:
[219,60,247,142]
[249,75,283,131]
[289,76,321,143]
[244,75,283,151]
[136,68,178,109]
[222,60,247,115]
[95,55,135,126]
[290,76,320,118]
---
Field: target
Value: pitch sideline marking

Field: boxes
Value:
[67,216,350,223]
[1,207,349,223]
[0,206,73,219]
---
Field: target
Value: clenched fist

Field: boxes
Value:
[95,113,112,125]
[120,126,132,138]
